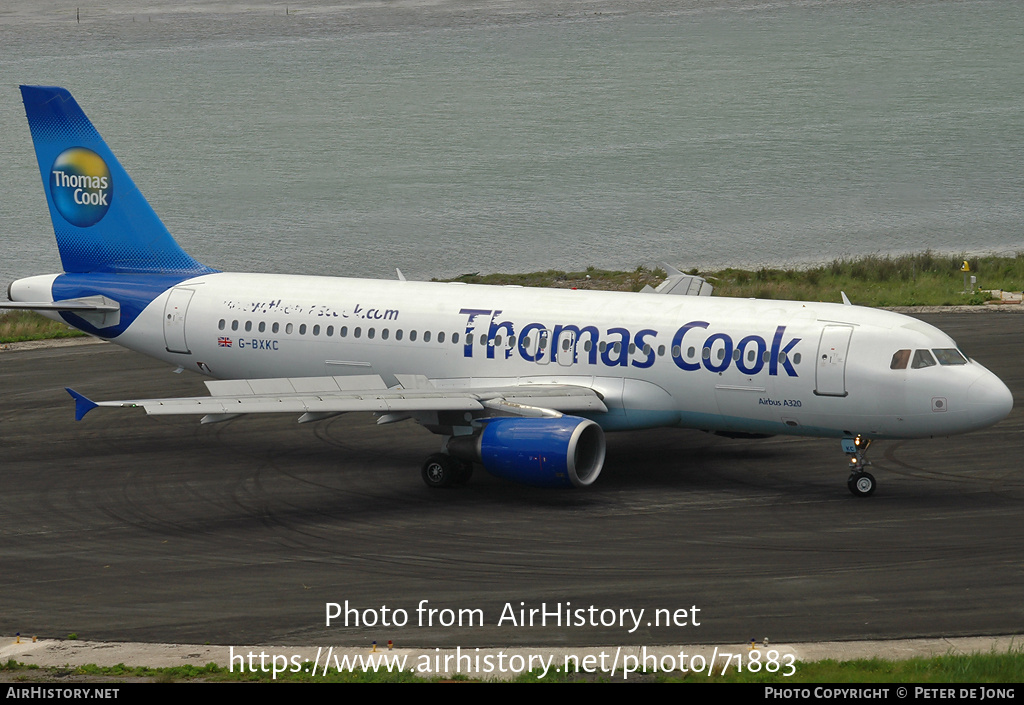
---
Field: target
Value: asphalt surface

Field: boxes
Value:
[1,312,1021,650]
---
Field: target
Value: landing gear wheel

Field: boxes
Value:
[422,453,459,488]
[847,471,876,497]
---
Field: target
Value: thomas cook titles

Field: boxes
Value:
[52,170,109,195]
[49,147,113,227]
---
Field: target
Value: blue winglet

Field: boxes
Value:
[66,387,98,421]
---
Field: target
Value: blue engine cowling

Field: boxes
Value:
[449,416,606,488]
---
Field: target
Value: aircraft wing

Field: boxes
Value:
[65,374,608,423]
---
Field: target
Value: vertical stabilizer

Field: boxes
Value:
[20,86,216,275]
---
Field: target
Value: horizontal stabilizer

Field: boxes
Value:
[3,295,121,327]
[1,295,119,312]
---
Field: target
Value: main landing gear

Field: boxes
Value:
[421,453,473,488]
[842,435,875,497]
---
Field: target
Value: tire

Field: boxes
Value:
[847,471,876,497]
[422,453,458,488]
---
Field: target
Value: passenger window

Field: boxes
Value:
[438,332,445,343]
[299,324,307,335]
[495,335,502,346]
[231,320,239,331]
[452,332,459,344]
[702,347,711,360]
[326,325,334,336]
[218,319,225,331]
[890,349,910,370]
[381,329,389,340]
[912,349,936,369]
[933,348,968,365]
[687,346,695,358]
[340,326,347,337]
[273,322,280,334]
[467,334,474,345]
[657,345,665,357]
[410,330,417,341]
[367,328,375,339]
[313,325,320,336]
[793,353,801,364]
[259,321,266,333]
[424,331,432,342]
[285,323,293,334]
[396,329,403,341]
[354,327,361,338]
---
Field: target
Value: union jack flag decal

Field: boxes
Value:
[218,337,232,347]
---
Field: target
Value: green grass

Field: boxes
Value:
[0,310,87,344]
[2,647,1022,683]
[439,252,1024,306]
[688,649,1024,683]
[437,265,666,292]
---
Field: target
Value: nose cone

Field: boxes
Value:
[968,372,1014,430]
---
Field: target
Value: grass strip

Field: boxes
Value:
[4,252,1021,344]
[2,647,1022,683]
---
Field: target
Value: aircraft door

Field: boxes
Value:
[814,325,853,397]
[556,329,577,367]
[163,287,195,354]
[537,329,551,365]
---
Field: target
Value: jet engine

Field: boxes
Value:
[447,416,605,488]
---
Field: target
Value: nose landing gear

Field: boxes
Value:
[843,436,875,497]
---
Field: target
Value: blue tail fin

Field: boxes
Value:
[20,86,215,276]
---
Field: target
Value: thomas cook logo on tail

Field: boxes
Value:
[49,147,113,227]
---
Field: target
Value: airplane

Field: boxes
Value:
[3,85,1014,496]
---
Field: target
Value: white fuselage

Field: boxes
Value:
[16,270,1005,441]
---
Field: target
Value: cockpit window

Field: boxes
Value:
[890,349,910,370]
[933,348,968,365]
[911,349,937,369]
